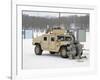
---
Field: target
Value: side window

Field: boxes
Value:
[51,37,55,41]
[44,37,47,41]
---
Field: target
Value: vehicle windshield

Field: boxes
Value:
[57,36,72,41]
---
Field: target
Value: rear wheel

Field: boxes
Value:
[60,47,68,58]
[34,45,42,55]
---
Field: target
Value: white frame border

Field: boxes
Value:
[11,2,97,80]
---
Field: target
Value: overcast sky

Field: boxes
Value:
[23,11,88,18]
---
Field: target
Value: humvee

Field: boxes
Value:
[32,27,83,59]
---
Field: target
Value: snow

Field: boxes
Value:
[23,39,89,69]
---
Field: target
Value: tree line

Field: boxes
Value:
[22,14,89,31]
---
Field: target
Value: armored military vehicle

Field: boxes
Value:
[32,27,83,59]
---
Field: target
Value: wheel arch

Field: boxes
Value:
[35,43,41,46]
[59,45,67,52]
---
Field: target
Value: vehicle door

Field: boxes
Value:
[41,35,49,50]
[49,35,57,51]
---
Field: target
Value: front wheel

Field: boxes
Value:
[34,45,42,55]
[60,47,68,58]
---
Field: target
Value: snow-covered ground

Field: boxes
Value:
[23,39,89,69]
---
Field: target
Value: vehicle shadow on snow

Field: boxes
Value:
[34,53,75,60]
[35,53,61,58]
[34,52,88,61]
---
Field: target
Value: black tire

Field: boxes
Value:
[60,47,68,58]
[34,45,42,55]
[50,52,55,54]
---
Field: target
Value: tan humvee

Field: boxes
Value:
[32,27,83,59]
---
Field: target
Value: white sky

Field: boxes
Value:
[23,11,59,17]
[23,11,88,17]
